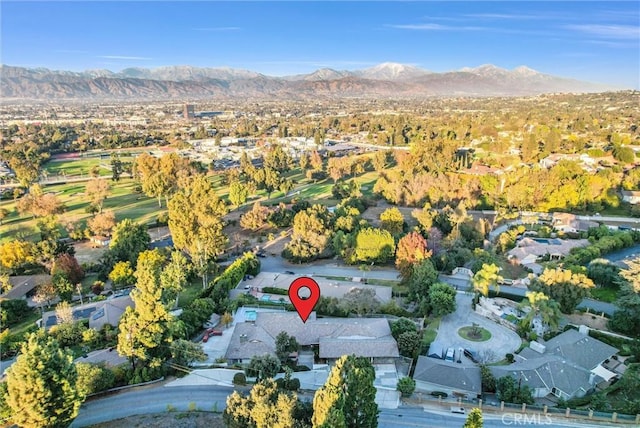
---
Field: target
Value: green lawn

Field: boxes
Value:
[589,287,619,303]
[43,158,106,177]
[458,326,492,342]
[422,317,441,347]
[178,279,205,308]
[0,178,164,244]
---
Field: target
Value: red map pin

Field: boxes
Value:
[288,276,321,323]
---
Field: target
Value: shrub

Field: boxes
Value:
[287,377,300,391]
[397,377,416,397]
[506,353,515,363]
[233,372,246,386]
[261,287,288,296]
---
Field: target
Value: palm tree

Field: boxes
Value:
[518,291,562,332]
[471,263,503,297]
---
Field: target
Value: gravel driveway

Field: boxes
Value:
[433,292,522,363]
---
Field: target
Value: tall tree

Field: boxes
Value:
[312,355,378,428]
[117,250,172,371]
[351,227,396,264]
[395,231,431,281]
[464,408,484,428]
[518,291,562,332]
[472,263,503,297]
[85,177,110,212]
[610,284,640,337]
[531,268,595,314]
[428,282,457,317]
[16,185,65,218]
[240,202,271,231]
[275,331,299,363]
[339,288,381,317]
[246,354,281,381]
[620,258,640,293]
[160,251,190,308]
[5,333,82,428]
[109,219,150,265]
[407,258,438,303]
[224,379,298,428]
[87,210,116,237]
[51,253,84,284]
[379,207,404,235]
[168,175,228,288]
[229,181,249,209]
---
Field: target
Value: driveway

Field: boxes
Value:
[433,293,522,363]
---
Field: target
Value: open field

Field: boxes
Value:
[0,178,163,243]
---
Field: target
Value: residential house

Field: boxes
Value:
[621,190,640,205]
[1,275,51,302]
[490,329,618,400]
[413,356,482,400]
[41,295,133,330]
[89,296,134,329]
[507,237,590,271]
[90,235,111,247]
[552,213,599,233]
[225,311,399,366]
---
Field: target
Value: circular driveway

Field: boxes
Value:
[433,292,522,363]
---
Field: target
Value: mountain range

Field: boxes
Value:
[0,62,618,100]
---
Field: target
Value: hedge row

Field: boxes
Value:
[261,287,289,296]
[200,252,260,302]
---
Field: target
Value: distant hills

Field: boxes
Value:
[0,62,618,100]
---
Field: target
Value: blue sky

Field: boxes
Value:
[2,1,639,88]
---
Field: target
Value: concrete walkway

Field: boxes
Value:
[433,293,522,363]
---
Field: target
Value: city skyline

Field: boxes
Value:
[1,1,639,88]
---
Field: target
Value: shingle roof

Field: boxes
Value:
[490,355,592,397]
[2,275,51,300]
[225,312,399,360]
[319,337,399,359]
[413,356,481,394]
[544,329,617,370]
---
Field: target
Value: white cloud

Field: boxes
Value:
[98,55,153,61]
[565,24,640,39]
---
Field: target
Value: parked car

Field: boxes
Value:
[202,333,209,343]
[450,407,465,414]
[208,329,223,336]
[284,270,295,275]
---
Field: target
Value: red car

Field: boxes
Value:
[202,333,209,343]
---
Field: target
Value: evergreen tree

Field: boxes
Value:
[224,379,298,428]
[312,355,378,428]
[168,174,228,288]
[117,250,172,372]
[109,218,151,266]
[464,408,483,428]
[5,333,83,428]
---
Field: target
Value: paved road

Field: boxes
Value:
[71,385,233,427]
[259,255,400,281]
[72,384,619,428]
[432,293,522,363]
